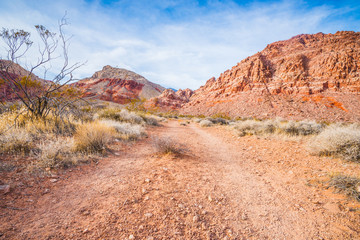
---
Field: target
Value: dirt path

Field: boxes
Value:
[1,120,360,239]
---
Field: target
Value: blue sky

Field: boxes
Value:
[0,0,359,89]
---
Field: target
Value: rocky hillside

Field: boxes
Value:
[145,88,193,111]
[74,65,165,104]
[181,31,360,121]
[0,60,46,101]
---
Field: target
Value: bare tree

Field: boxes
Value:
[0,15,84,119]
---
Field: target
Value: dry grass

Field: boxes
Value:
[35,138,77,169]
[328,175,360,202]
[100,120,146,141]
[99,108,144,124]
[233,119,325,137]
[74,121,115,153]
[0,128,33,155]
[308,124,360,162]
[152,137,187,156]
[199,119,213,127]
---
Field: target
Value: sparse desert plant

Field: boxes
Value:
[152,137,187,155]
[74,121,115,153]
[308,124,360,161]
[100,120,145,141]
[233,119,278,136]
[99,108,145,125]
[328,175,360,202]
[0,128,33,154]
[199,119,213,127]
[36,138,77,169]
[278,120,324,136]
[206,117,229,125]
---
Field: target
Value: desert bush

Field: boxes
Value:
[206,117,228,125]
[100,120,145,141]
[234,119,278,136]
[36,138,77,169]
[233,119,324,137]
[278,120,324,136]
[152,137,187,155]
[0,128,33,154]
[74,121,115,153]
[328,175,360,201]
[99,108,145,125]
[308,124,360,162]
[199,119,213,127]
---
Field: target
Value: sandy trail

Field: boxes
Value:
[1,120,360,239]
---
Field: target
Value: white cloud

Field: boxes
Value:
[0,0,359,89]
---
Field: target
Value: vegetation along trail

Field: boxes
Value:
[1,120,360,239]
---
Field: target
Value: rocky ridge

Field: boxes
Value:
[145,88,194,111]
[181,31,360,121]
[74,65,165,104]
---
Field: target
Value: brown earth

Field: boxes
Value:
[73,65,166,104]
[181,31,360,121]
[1,121,360,239]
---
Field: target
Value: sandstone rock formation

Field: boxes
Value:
[0,60,46,102]
[74,65,165,104]
[181,31,360,122]
[145,88,193,111]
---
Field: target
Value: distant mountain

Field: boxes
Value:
[73,65,166,104]
[145,88,193,111]
[0,60,47,102]
[181,31,360,122]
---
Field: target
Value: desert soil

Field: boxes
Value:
[1,120,360,239]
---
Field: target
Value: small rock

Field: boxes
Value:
[178,203,184,209]
[129,235,135,240]
[43,189,50,194]
[193,215,199,222]
[139,225,144,230]
[0,185,10,194]
[50,179,58,183]
[241,213,248,220]
[145,178,151,183]
[142,188,147,194]
[144,196,150,201]
[83,228,89,233]
[144,213,153,218]
[147,237,154,240]
[208,195,213,202]
[356,185,360,193]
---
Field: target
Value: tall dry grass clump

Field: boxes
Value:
[74,121,115,153]
[36,138,77,169]
[233,119,325,137]
[100,120,145,141]
[308,124,360,162]
[0,128,33,154]
[99,108,144,124]
[199,119,213,127]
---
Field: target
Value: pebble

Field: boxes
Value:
[0,185,10,194]
[129,235,135,239]
[144,213,153,218]
[145,178,151,183]
[50,179,58,183]
[193,215,199,222]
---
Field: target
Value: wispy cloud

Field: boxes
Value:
[0,0,359,89]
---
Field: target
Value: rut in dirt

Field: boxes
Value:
[1,120,359,240]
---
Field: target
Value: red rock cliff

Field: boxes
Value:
[181,31,360,122]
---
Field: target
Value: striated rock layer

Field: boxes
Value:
[181,31,360,121]
[74,65,165,104]
[145,88,194,111]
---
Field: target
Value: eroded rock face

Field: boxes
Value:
[74,65,165,104]
[145,88,194,111]
[181,31,360,121]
